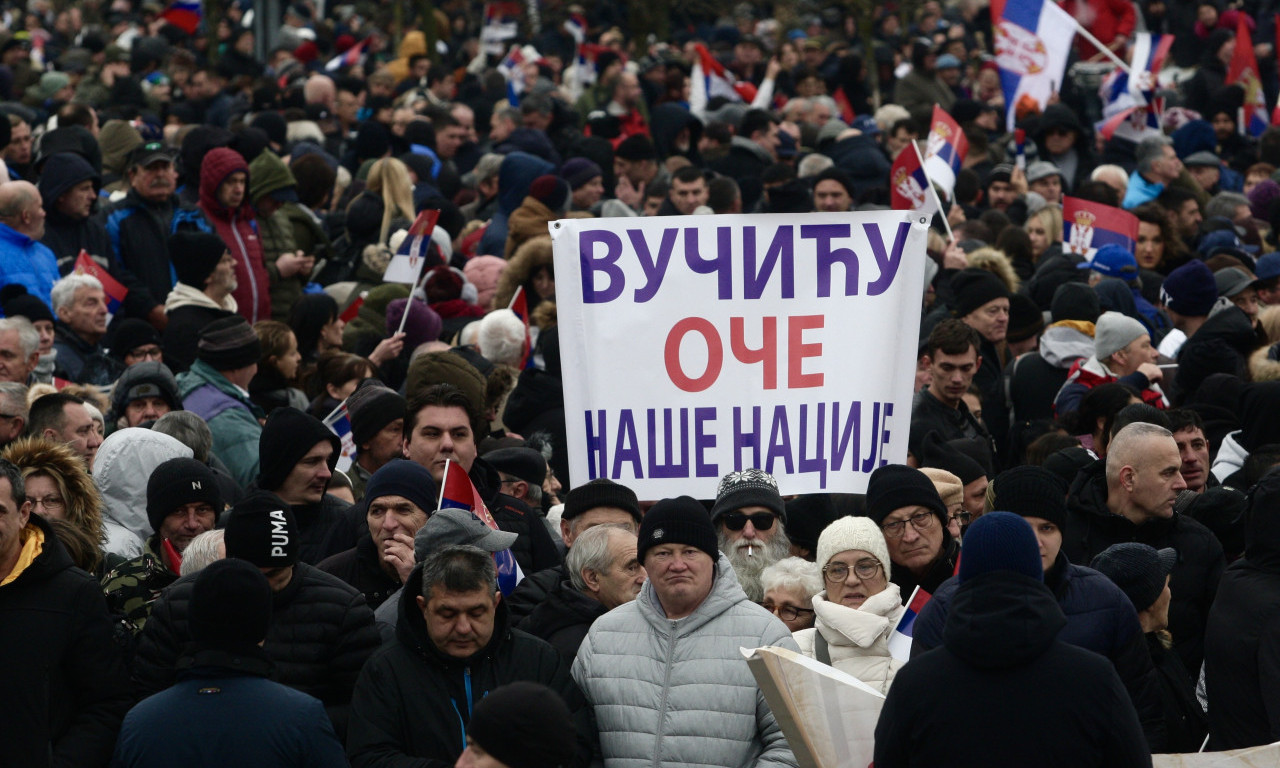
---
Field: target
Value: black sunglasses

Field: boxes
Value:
[721,511,777,532]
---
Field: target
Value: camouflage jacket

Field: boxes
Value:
[102,536,179,637]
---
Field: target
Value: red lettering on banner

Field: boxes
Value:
[665,317,723,392]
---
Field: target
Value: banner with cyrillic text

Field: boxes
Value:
[551,210,929,499]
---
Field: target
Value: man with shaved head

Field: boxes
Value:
[0,180,59,309]
[1064,422,1226,675]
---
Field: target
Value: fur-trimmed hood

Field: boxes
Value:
[493,234,554,310]
[966,247,1021,294]
[1250,343,1280,383]
[1,435,105,547]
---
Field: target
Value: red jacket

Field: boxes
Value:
[198,148,271,324]
[1062,0,1136,59]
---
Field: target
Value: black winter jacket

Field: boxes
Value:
[103,187,179,311]
[1173,305,1259,404]
[516,577,607,664]
[891,536,960,598]
[133,561,380,738]
[874,571,1152,768]
[911,553,1167,751]
[345,563,593,768]
[162,302,236,374]
[1205,473,1280,749]
[316,534,402,611]
[505,563,567,625]
[0,513,133,768]
[1066,460,1226,676]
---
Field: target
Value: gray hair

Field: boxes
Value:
[1090,164,1128,185]
[567,524,633,592]
[760,556,823,601]
[1106,422,1174,485]
[50,273,102,314]
[477,309,526,367]
[152,411,213,462]
[179,529,225,576]
[0,316,37,358]
[494,104,520,126]
[420,544,498,600]
[811,95,838,115]
[0,381,29,422]
[1134,136,1173,175]
[1205,192,1251,222]
[0,457,23,506]
[797,153,834,179]
[874,103,910,132]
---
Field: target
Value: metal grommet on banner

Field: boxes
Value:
[919,216,929,225]
[554,221,561,229]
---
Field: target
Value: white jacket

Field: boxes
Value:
[95,428,192,559]
[572,555,799,768]
[792,586,906,695]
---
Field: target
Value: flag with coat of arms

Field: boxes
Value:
[1062,196,1139,262]
[889,146,939,219]
[991,0,1076,130]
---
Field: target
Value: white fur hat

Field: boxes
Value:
[816,516,892,581]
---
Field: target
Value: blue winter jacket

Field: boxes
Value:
[0,221,59,310]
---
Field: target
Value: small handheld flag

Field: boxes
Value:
[1014,129,1026,171]
[321,401,357,474]
[508,286,532,369]
[923,106,968,200]
[886,585,932,661]
[161,0,203,35]
[1062,196,1139,262]
[889,145,939,219]
[438,459,523,595]
[383,209,441,285]
[325,37,367,73]
[1227,15,1270,137]
[74,250,128,320]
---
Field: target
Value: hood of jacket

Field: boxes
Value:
[94,427,193,540]
[1238,382,1280,452]
[636,552,752,635]
[394,560,515,667]
[522,578,608,637]
[37,152,99,213]
[247,148,295,204]
[163,282,238,314]
[1039,321,1096,368]
[497,152,555,216]
[1066,458,1183,542]
[199,147,252,222]
[1244,472,1280,572]
[729,134,774,166]
[650,103,704,165]
[1211,430,1247,483]
[812,583,904,649]
[943,571,1067,668]
[0,436,103,544]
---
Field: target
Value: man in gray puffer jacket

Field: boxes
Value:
[572,496,799,768]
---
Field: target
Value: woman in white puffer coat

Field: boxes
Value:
[793,515,906,694]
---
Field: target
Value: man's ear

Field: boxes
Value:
[581,567,601,592]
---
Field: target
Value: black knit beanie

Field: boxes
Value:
[638,496,718,563]
[709,468,787,523]
[484,447,546,485]
[223,490,298,567]
[950,268,1009,319]
[107,318,160,362]
[146,457,223,533]
[346,379,406,449]
[468,682,577,768]
[197,316,261,370]
[364,461,438,516]
[918,431,988,485]
[562,478,641,523]
[864,464,947,526]
[0,284,54,323]
[256,407,339,492]
[1050,282,1101,323]
[189,558,273,653]
[170,230,228,288]
[989,465,1068,532]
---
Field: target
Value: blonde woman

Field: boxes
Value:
[364,156,416,247]
[1024,204,1063,263]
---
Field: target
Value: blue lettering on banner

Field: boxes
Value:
[583,402,895,489]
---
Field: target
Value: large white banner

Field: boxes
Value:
[551,210,928,499]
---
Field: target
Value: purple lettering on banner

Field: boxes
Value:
[732,405,762,471]
[580,230,625,303]
[801,224,858,298]
[830,401,861,473]
[743,226,795,300]
[798,403,828,488]
[629,227,677,303]
[877,403,894,470]
[686,227,732,299]
[585,410,608,479]
[694,407,719,477]
[863,221,910,296]
[648,408,690,478]
[613,409,643,479]
[860,402,882,472]
[766,405,795,475]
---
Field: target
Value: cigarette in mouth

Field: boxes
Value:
[746,545,755,557]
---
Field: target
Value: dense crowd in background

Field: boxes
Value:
[6,0,1280,765]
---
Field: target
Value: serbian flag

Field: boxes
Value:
[886,586,932,661]
[480,1,521,56]
[498,44,540,106]
[438,459,523,595]
[1098,33,1171,141]
[339,292,366,324]
[691,43,757,104]
[1062,196,1139,261]
[992,0,1075,130]
[321,402,356,474]
[889,146,939,218]
[508,286,533,369]
[325,37,367,73]
[1228,15,1270,137]
[923,106,968,200]
[160,0,202,35]
[73,250,127,318]
[383,209,441,284]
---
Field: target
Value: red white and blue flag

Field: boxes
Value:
[508,286,533,369]
[74,250,127,320]
[498,44,540,106]
[992,0,1075,131]
[438,459,522,595]
[1228,15,1270,137]
[321,402,356,474]
[887,586,932,661]
[923,106,968,200]
[383,209,441,284]
[161,0,202,35]
[480,1,521,56]
[325,37,367,73]
[691,43,757,104]
[889,146,939,218]
[1062,196,1139,262]
[1098,32,1171,141]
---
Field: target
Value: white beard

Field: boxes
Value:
[719,528,791,603]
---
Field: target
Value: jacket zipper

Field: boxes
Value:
[652,621,678,768]
[451,665,474,748]
[228,213,258,323]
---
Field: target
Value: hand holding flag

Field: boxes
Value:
[321,401,357,474]
[438,459,523,595]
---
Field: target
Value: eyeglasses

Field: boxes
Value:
[949,510,972,525]
[762,602,814,621]
[721,511,777,532]
[881,510,938,539]
[128,346,163,360]
[823,559,883,583]
[28,495,64,512]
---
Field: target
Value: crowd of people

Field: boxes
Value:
[5,0,1280,764]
